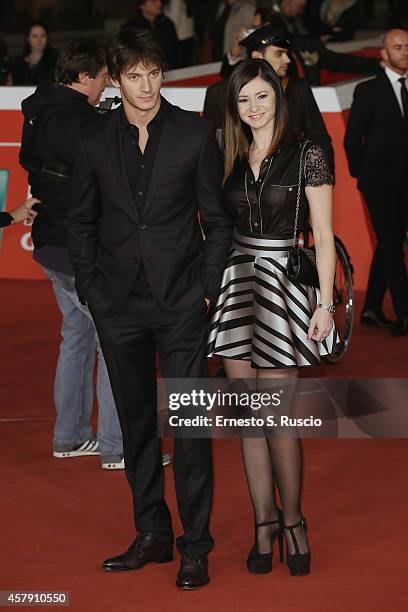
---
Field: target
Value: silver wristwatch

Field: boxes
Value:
[318,303,335,315]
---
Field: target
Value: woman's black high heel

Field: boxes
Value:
[283,517,311,576]
[247,509,284,574]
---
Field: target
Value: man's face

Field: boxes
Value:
[252,45,291,78]
[141,0,162,19]
[281,0,307,17]
[86,65,109,106]
[114,62,163,112]
[381,30,408,74]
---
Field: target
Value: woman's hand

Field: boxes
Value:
[308,307,333,342]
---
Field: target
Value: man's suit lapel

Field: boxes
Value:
[144,103,178,212]
[104,109,140,222]
[379,72,406,124]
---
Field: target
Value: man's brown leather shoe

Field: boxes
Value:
[103,533,173,571]
[176,553,209,590]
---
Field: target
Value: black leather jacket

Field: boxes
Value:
[223,133,333,239]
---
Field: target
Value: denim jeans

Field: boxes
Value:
[42,267,123,456]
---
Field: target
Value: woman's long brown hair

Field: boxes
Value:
[223,58,286,183]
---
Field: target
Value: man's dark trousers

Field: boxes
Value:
[362,185,408,317]
[89,285,213,554]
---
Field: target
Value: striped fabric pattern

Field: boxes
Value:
[207,231,338,368]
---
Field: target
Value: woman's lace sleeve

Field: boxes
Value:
[304,144,333,187]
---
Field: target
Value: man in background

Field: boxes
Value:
[204,18,334,173]
[19,39,125,468]
[223,0,256,54]
[270,0,381,85]
[122,0,179,68]
[344,29,408,336]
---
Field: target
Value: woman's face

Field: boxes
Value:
[27,26,47,52]
[237,76,276,131]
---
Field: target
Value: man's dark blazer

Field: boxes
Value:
[344,71,408,191]
[68,97,233,315]
[203,75,334,173]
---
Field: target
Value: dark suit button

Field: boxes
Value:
[138,224,147,230]
[130,257,138,264]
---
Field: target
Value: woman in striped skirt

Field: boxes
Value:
[207,58,337,576]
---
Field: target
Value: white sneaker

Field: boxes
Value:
[101,455,124,470]
[101,454,171,470]
[162,453,171,466]
[53,439,99,458]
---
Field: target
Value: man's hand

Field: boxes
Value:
[10,197,40,225]
[230,26,250,58]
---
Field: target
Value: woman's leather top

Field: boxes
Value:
[223,132,333,239]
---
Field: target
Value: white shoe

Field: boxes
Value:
[162,453,171,466]
[101,455,124,470]
[53,439,99,458]
[101,454,171,470]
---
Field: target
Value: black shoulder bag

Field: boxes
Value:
[285,141,320,288]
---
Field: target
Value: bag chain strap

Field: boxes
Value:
[292,140,310,248]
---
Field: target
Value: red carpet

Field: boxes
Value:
[1,279,408,611]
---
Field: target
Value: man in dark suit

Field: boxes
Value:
[344,29,408,336]
[122,0,179,68]
[203,21,335,173]
[68,29,232,589]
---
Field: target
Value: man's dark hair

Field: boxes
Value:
[56,38,106,85]
[107,29,166,81]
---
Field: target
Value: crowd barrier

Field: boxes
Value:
[0,75,375,290]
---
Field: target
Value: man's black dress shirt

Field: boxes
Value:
[120,102,165,288]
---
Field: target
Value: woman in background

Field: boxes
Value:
[11,21,57,85]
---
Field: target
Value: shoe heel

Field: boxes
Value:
[246,508,283,574]
[156,546,173,564]
[277,531,284,562]
[283,518,311,576]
